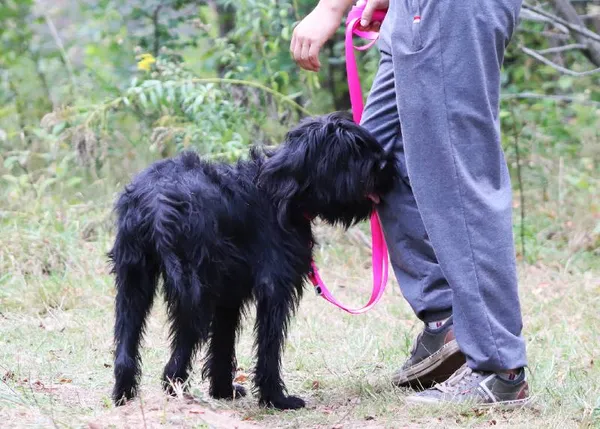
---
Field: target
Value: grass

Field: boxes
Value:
[0,181,599,429]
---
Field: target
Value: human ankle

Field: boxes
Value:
[426,316,450,330]
[497,368,525,382]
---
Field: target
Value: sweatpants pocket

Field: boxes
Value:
[411,0,424,50]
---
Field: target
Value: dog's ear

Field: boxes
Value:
[258,151,301,198]
[258,116,319,196]
[257,134,311,225]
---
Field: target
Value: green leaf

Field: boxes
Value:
[66,177,83,187]
[139,91,149,109]
[52,122,67,136]
[558,76,574,91]
[2,174,18,184]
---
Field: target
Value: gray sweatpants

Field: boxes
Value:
[360,0,527,371]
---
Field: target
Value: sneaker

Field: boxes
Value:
[406,364,531,409]
[392,317,466,388]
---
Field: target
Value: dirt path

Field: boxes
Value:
[85,393,261,429]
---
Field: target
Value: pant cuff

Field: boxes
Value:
[420,308,452,323]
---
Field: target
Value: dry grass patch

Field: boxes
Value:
[0,199,598,428]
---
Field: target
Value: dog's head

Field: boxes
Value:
[258,112,397,228]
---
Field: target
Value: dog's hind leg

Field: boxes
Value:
[111,257,158,406]
[204,305,246,400]
[162,275,214,395]
[253,285,306,410]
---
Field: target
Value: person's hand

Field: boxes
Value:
[291,0,389,72]
[359,0,389,31]
[291,4,344,72]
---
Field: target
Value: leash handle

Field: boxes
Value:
[345,2,387,123]
[308,1,389,315]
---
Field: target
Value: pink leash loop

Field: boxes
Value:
[308,1,389,315]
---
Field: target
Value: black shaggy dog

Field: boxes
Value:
[109,112,397,410]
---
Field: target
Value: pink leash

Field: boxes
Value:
[307,1,389,314]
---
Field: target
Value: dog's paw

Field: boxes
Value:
[112,380,137,406]
[113,358,138,405]
[261,394,306,410]
[112,388,135,406]
[210,383,247,400]
[113,395,128,407]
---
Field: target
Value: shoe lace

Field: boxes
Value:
[434,364,477,394]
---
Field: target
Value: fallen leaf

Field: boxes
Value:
[311,380,320,390]
[59,378,72,384]
[234,373,248,383]
[2,371,15,382]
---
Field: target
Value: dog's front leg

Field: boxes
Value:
[254,285,305,410]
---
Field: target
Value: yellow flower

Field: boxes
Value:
[137,53,156,71]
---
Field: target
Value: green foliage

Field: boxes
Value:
[0,0,35,68]
[0,0,598,268]
[205,0,301,91]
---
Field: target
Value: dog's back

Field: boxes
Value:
[109,151,270,401]
[110,152,262,307]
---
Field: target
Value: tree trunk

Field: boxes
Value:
[550,0,600,66]
[325,39,351,111]
[8,79,30,145]
[34,54,54,112]
[207,0,236,77]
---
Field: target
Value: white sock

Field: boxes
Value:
[426,317,450,330]
[498,369,524,382]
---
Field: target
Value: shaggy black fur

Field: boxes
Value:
[109,112,397,410]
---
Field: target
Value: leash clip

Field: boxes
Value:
[307,265,323,295]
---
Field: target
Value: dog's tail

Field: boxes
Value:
[152,192,183,284]
[151,191,204,309]
[109,191,160,404]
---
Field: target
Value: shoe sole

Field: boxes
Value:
[405,394,534,410]
[392,340,466,388]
